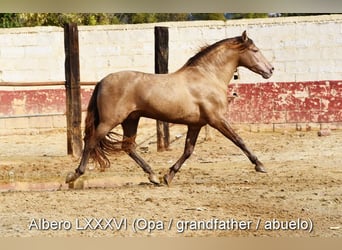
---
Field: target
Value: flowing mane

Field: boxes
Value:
[180,35,254,68]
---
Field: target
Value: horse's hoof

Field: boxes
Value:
[255,165,267,173]
[65,171,77,183]
[148,174,160,185]
[163,174,172,186]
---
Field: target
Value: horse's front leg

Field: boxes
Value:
[210,117,266,173]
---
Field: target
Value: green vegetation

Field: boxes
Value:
[1,13,191,28]
[0,13,327,28]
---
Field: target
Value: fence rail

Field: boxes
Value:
[0,81,97,87]
[0,113,65,119]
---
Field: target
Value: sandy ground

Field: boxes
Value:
[0,122,341,237]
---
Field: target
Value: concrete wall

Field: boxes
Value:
[0,14,341,83]
[0,26,64,82]
[0,15,341,133]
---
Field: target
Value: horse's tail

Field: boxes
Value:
[84,81,121,171]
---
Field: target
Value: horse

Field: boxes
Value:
[65,30,274,186]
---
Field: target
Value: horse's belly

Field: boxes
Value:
[141,100,204,125]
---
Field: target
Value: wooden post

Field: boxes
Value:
[64,23,82,157]
[155,26,170,152]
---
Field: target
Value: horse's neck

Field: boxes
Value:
[213,61,237,84]
[196,58,237,84]
[176,47,239,84]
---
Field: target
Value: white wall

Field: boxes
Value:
[0,14,341,84]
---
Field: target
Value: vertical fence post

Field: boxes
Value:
[155,26,170,152]
[64,23,82,157]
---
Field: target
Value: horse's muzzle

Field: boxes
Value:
[262,66,274,79]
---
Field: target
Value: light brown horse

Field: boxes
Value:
[66,31,274,186]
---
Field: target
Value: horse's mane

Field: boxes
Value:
[180,35,254,68]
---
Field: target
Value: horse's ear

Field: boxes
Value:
[242,30,248,42]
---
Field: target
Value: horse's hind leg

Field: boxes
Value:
[210,117,266,173]
[164,126,201,186]
[66,122,115,183]
[121,118,159,185]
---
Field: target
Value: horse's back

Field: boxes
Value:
[101,70,145,87]
[97,70,169,108]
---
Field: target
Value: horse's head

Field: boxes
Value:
[237,31,274,79]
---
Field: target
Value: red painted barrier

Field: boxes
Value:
[227,80,342,124]
[0,88,93,116]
